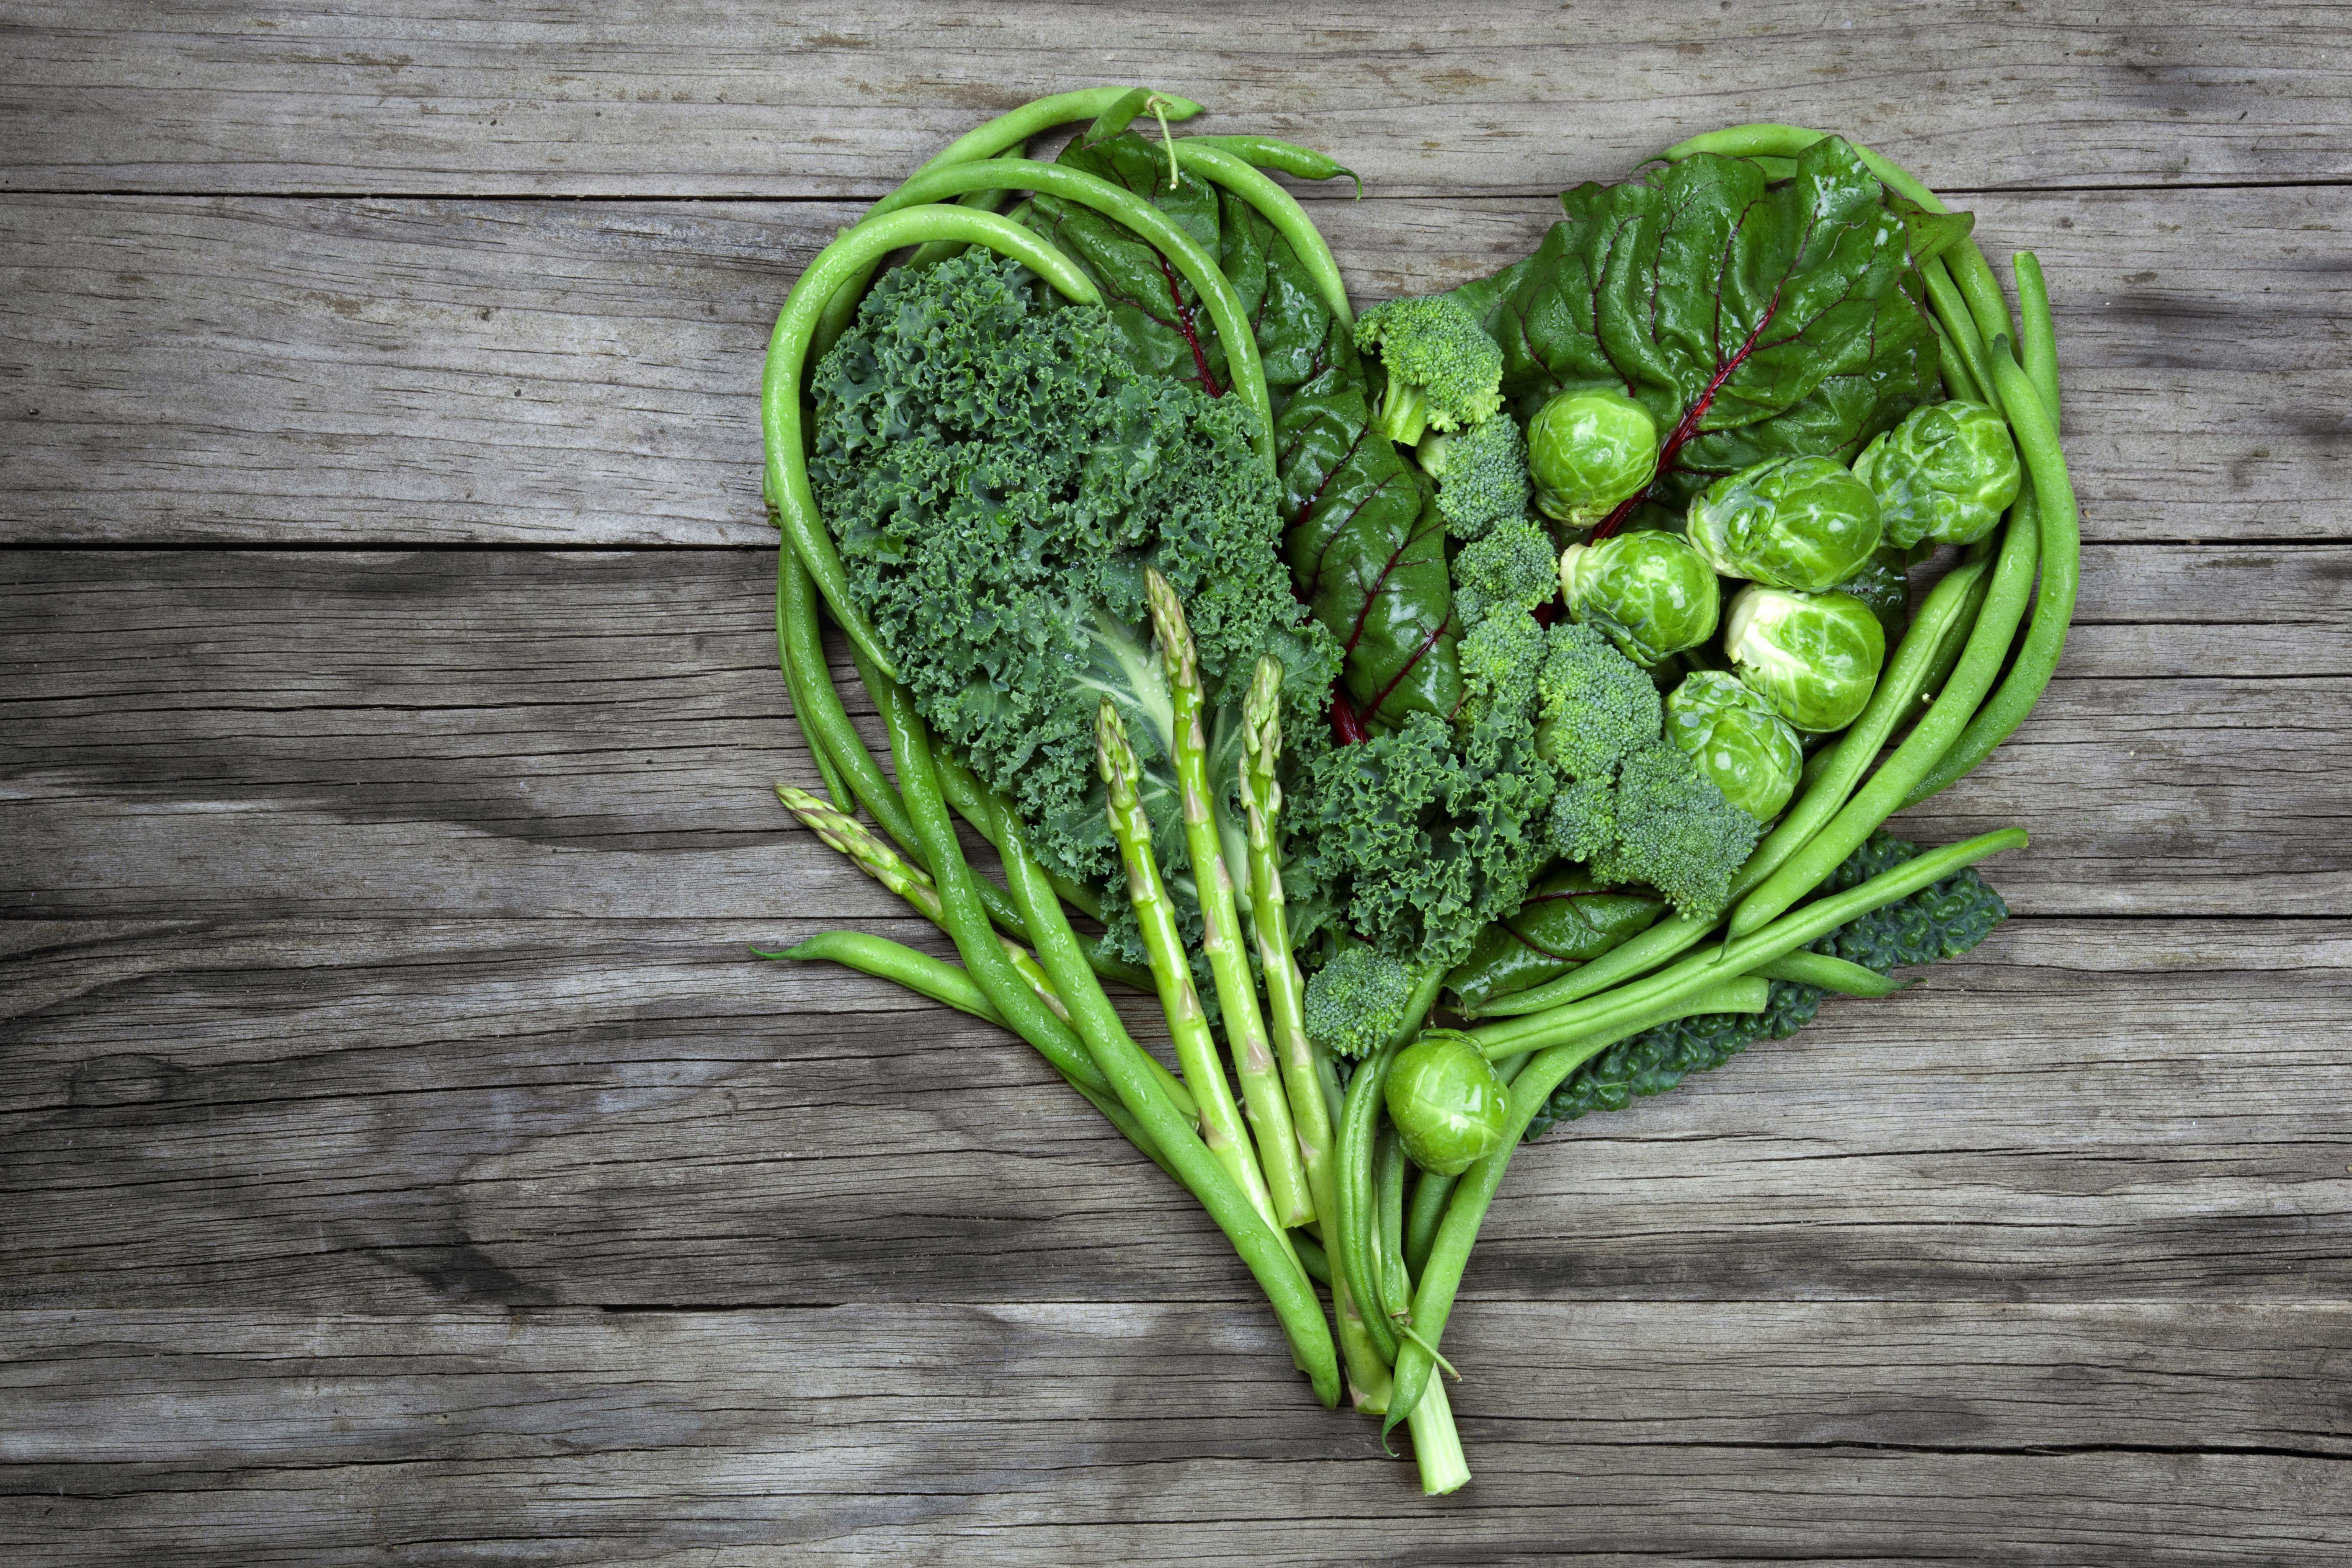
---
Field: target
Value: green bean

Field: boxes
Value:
[1907,534,2002,729]
[1183,133,1362,198]
[1747,951,1909,997]
[777,545,1039,944]
[764,930,1003,1024]
[1382,977,1774,1447]
[1374,1125,1414,1325]
[994,814,1342,1409]
[1476,829,2025,1065]
[1174,138,1356,330]
[2014,252,2062,431]
[1292,1229,1332,1289]
[1923,257,2005,416]
[1728,487,2041,940]
[770,525,856,811]
[864,157,1276,473]
[1901,335,2081,807]
[811,87,1204,361]
[931,748,1109,923]
[897,144,1027,273]
[763,204,1099,681]
[1935,320,1986,406]
[1335,1037,1403,1367]
[866,654,1128,1117]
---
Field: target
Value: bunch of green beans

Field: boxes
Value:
[757,97,2070,1494]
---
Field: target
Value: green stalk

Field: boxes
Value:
[993,813,1341,1408]
[1146,572,1312,1227]
[775,783,1073,1021]
[763,204,1099,681]
[1235,658,1391,1408]
[1403,1374,1470,1496]
[1097,699,1292,1245]
[1382,977,1775,1448]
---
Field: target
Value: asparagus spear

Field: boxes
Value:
[1145,570,1314,1227]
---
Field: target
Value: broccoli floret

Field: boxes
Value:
[1302,945,1416,1060]
[1452,514,1560,629]
[1547,771,1617,865]
[1585,740,1764,921]
[1354,294,1505,447]
[1454,605,1545,730]
[1534,622,1662,780]
[1418,415,1531,539]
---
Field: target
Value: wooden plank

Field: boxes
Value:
[2,186,2343,545]
[1,1305,2343,1565]
[4,548,2344,920]
[3,3,2345,196]
[4,916,2344,1309]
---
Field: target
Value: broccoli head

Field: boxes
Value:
[1354,294,1505,448]
[1451,514,1560,629]
[1302,944,1416,1060]
[1534,622,1663,780]
[1583,740,1763,920]
[1418,415,1532,539]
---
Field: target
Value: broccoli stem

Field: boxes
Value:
[1097,699,1296,1252]
[1148,573,1315,1228]
[1381,977,1777,1449]
[1403,1373,1471,1496]
[993,813,1344,1410]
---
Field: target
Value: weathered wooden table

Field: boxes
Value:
[5,6,2347,1562]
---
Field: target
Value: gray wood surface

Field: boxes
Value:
[3,4,2347,1563]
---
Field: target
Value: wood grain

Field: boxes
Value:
[3,186,2343,545]
[4,549,2344,920]
[4,915,2344,1310]
[1,1305,2344,1566]
[3,2,2344,197]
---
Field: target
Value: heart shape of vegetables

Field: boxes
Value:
[756,89,2076,1495]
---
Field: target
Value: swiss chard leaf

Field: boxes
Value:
[1449,135,1969,521]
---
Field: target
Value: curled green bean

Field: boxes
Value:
[1175,138,1356,330]
[812,87,1204,360]
[763,204,1099,681]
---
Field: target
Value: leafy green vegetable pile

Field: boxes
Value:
[756,89,2076,1496]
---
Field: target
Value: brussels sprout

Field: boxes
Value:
[1852,399,2021,549]
[1527,388,1659,526]
[1384,1029,1512,1176]
[1665,670,1806,821]
[1686,455,1885,591]
[1558,530,1721,666]
[1721,583,1887,732]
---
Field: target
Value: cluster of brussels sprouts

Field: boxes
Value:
[1524,385,2022,829]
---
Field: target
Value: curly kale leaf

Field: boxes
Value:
[1523,830,2010,1138]
[809,252,1338,961]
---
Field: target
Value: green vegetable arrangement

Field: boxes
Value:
[756,89,2076,1495]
